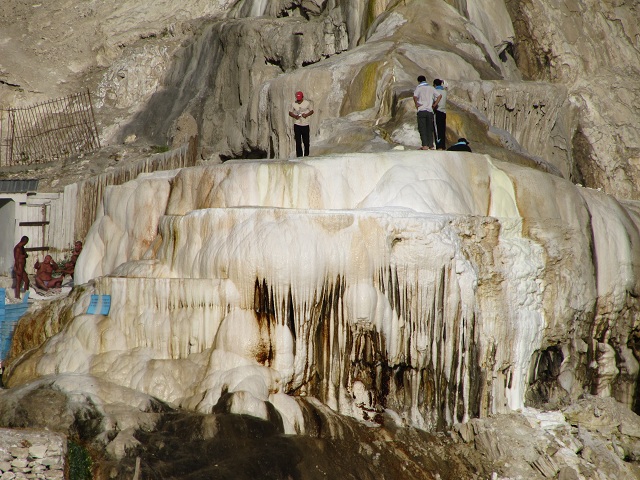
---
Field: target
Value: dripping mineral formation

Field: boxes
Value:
[7,153,640,432]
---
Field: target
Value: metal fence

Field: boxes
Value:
[0,89,100,167]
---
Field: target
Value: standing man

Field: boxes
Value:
[433,79,447,150]
[413,76,441,150]
[13,236,29,299]
[289,91,314,157]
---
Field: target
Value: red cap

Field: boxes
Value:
[295,91,304,100]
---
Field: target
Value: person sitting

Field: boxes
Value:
[447,137,472,152]
[34,255,64,290]
[60,240,83,276]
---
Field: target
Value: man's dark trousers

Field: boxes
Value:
[294,124,310,157]
[435,110,447,149]
[417,110,435,148]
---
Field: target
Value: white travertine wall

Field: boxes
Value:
[9,151,640,433]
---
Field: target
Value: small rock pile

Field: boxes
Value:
[0,429,65,479]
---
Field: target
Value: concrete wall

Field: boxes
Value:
[0,198,16,276]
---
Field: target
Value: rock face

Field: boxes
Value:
[7,153,640,431]
[3,0,640,199]
[6,152,640,478]
[505,0,640,198]
[94,0,640,200]
[3,0,640,478]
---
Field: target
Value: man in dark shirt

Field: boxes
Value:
[447,138,472,152]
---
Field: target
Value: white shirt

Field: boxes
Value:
[413,83,438,112]
[290,99,313,126]
[434,87,447,113]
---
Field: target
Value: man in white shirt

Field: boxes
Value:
[413,76,441,150]
[289,91,314,157]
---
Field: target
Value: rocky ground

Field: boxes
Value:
[0,429,65,479]
[0,143,176,193]
[0,0,224,106]
[0,0,215,191]
[2,372,640,479]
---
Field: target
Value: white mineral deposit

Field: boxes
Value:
[2,0,640,478]
[6,153,634,438]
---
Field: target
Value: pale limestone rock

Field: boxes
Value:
[169,113,198,148]
[509,0,640,199]
[449,80,574,176]
[464,406,640,479]
[123,134,137,145]
[98,0,530,160]
[3,0,640,204]
[96,44,172,112]
[454,421,475,443]
[5,451,26,463]
[78,171,174,281]
[26,445,47,460]
[8,460,26,470]
[9,152,640,436]
[0,0,234,105]
[466,0,515,53]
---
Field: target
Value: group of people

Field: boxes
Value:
[13,237,83,298]
[289,77,471,157]
[413,76,446,150]
[412,75,471,152]
[11,85,466,300]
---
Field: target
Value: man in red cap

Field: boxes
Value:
[289,91,314,157]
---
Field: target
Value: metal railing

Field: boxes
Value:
[0,89,100,166]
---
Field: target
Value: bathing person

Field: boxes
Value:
[34,255,64,290]
[13,236,29,299]
[60,240,83,276]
